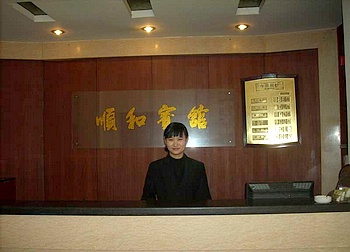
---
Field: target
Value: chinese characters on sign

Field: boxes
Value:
[188,104,209,129]
[73,89,234,148]
[157,104,176,130]
[126,107,146,130]
[243,77,298,146]
[95,107,118,131]
[96,104,210,131]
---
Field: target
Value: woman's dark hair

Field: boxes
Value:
[163,122,189,139]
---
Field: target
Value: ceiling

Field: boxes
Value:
[0,0,343,43]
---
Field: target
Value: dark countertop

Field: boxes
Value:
[1,199,350,216]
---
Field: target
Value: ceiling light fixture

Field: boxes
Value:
[142,26,155,33]
[51,29,65,36]
[235,24,249,31]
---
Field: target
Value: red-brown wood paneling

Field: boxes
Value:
[44,59,98,200]
[152,55,209,89]
[337,25,347,163]
[264,49,321,194]
[208,54,267,199]
[0,60,44,200]
[151,55,214,197]
[96,57,154,200]
[97,57,152,90]
[1,50,322,201]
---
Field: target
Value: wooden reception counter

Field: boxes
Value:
[1,200,350,251]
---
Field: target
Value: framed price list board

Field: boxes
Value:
[242,74,299,147]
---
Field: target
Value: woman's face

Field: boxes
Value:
[164,135,188,159]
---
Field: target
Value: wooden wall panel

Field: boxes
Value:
[208,54,267,199]
[96,57,154,200]
[338,25,347,162]
[264,50,321,193]
[96,56,211,200]
[152,55,209,89]
[0,60,44,200]
[97,57,152,90]
[1,50,321,201]
[44,60,98,200]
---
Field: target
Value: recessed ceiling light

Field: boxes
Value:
[51,29,65,36]
[235,24,249,31]
[142,26,155,33]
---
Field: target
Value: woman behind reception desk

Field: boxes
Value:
[141,122,211,201]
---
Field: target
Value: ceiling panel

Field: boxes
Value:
[0,0,343,42]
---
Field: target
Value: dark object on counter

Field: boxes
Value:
[245,181,314,200]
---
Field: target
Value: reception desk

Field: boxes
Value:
[1,200,350,251]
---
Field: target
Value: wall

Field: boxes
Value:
[0,60,44,200]
[0,29,341,197]
[1,51,321,201]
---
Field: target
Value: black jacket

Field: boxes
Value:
[141,154,211,201]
